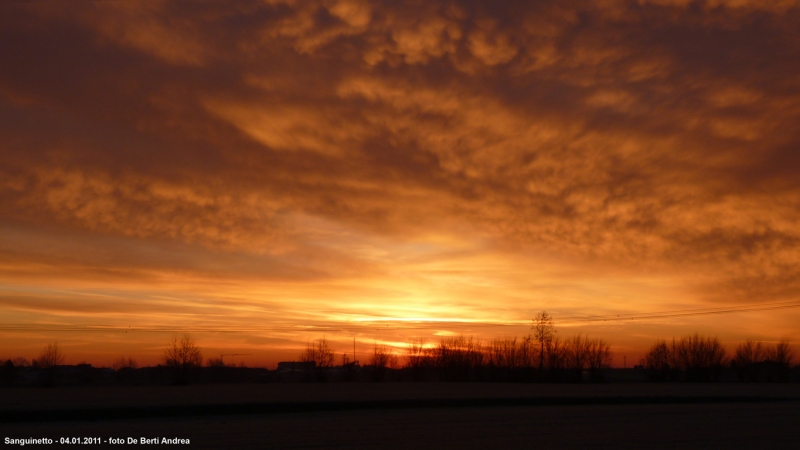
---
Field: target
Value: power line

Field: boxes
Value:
[0,299,798,333]
[556,299,800,323]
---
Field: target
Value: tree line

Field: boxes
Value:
[296,313,612,382]
[640,335,795,382]
[2,312,797,385]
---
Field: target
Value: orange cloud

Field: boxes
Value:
[1,0,799,364]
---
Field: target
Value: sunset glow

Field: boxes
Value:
[2,0,799,368]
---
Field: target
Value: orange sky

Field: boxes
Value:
[1,0,799,368]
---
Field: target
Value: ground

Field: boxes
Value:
[2,383,799,449]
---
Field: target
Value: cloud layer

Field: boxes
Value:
[1,0,799,363]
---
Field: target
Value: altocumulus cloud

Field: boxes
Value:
[1,0,799,359]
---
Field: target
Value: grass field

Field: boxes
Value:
[2,383,799,449]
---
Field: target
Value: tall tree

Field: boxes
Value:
[369,344,398,381]
[164,334,202,385]
[300,338,336,381]
[36,342,64,387]
[532,311,555,370]
[36,342,64,369]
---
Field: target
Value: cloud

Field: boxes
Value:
[2,0,800,360]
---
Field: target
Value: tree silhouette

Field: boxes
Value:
[369,344,398,381]
[487,336,538,381]
[586,337,612,381]
[299,338,335,381]
[532,311,555,372]
[432,336,484,381]
[565,335,590,381]
[164,334,202,385]
[37,342,64,369]
[733,339,794,382]
[765,340,794,382]
[545,336,566,380]
[405,339,430,381]
[733,340,765,381]
[112,357,138,371]
[12,357,29,367]
[674,334,727,381]
[1,359,16,386]
[112,357,139,385]
[35,342,64,387]
[206,357,225,368]
[641,340,674,381]
[766,340,794,366]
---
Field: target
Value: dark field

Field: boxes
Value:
[2,384,799,449]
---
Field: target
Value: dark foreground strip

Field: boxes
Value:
[2,396,798,423]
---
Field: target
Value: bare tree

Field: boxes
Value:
[35,342,64,387]
[532,311,555,371]
[112,357,139,385]
[405,339,427,366]
[734,340,765,381]
[766,340,794,366]
[164,334,202,385]
[734,340,765,366]
[487,337,514,380]
[299,338,336,381]
[732,339,794,382]
[432,336,485,381]
[672,334,727,382]
[299,338,335,368]
[12,357,29,367]
[518,335,535,371]
[405,339,430,381]
[112,357,138,371]
[370,344,398,368]
[487,336,537,381]
[36,342,64,369]
[766,340,794,382]
[545,336,566,375]
[641,340,673,381]
[316,338,335,368]
[586,337,612,381]
[206,357,225,368]
[565,334,590,381]
[369,344,398,381]
[1,359,15,386]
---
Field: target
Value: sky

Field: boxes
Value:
[1,0,799,367]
